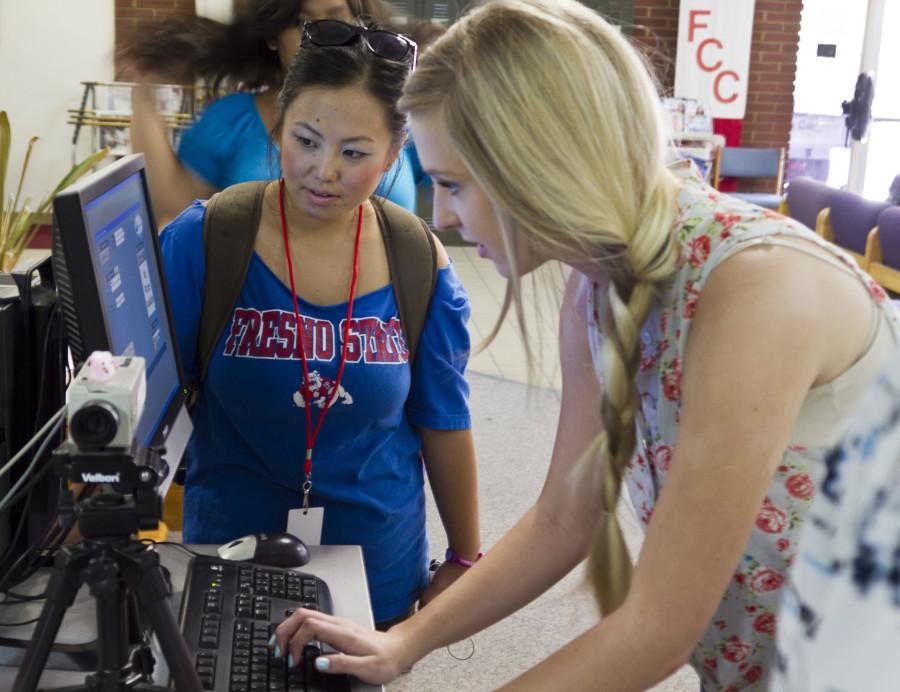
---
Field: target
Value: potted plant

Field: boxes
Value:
[0,110,108,272]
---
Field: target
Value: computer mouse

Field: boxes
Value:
[217,532,310,567]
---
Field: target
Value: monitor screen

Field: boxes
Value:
[52,154,191,482]
[80,169,180,446]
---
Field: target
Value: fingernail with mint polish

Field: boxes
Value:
[316,657,330,672]
[267,634,276,647]
[288,654,295,668]
[274,645,281,659]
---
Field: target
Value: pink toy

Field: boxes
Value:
[85,351,117,382]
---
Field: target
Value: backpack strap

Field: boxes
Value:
[195,180,268,391]
[373,198,438,366]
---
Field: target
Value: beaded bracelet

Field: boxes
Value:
[445,547,484,568]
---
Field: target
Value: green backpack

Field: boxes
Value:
[193,180,439,394]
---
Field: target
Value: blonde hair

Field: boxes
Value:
[400,0,680,614]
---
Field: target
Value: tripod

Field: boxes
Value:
[12,447,201,692]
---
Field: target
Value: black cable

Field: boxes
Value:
[0,616,41,627]
[0,528,198,605]
[35,522,67,561]
[31,301,61,438]
[138,539,206,559]
[0,464,67,574]
[0,417,65,595]
[0,489,33,574]
[0,590,46,603]
[0,410,65,523]
[0,538,49,597]
[0,529,60,598]
[30,480,83,554]
[0,482,93,600]
[0,451,57,515]
[0,299,64,578]
[0,482,90,596]
[19,301,66,565]
[0,477,45,587]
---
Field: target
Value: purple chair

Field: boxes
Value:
[866,206,900,292]
[778,177,837,234]
[821,189,890,264]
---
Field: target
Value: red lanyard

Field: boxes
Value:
[278,178,363,507]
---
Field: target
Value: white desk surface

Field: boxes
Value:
[0,543,383,691]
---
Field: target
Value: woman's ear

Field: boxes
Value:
[384,141,403,172]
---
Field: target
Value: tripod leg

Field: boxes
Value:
[84,552,130,692]
[12,546,89,692]
[127,547,202,692]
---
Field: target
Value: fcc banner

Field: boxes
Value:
[674,0,757,119]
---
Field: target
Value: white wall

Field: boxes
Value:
[0,0,115,204]
[196,0,233,23]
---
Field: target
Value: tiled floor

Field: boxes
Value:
[448,245,564,390]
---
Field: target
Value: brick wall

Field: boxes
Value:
[630,0,803,190]
[744,1,802,151]
[631,0,680,91]
[114,0,195,73]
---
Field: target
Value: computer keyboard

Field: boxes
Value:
[176,553,352,692]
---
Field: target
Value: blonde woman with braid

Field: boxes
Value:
[270,0,900,688]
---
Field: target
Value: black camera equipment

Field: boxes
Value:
[12,440,201,692]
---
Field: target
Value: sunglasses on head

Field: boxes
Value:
[301,19,417,66]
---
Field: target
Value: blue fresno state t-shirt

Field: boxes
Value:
[160,200,471,622]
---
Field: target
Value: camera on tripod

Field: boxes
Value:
[66,352,146,453]
[14,350,201,692]
[55,352,169,534]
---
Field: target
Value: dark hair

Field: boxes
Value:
[123,0,389,92]
[273,21,411,146]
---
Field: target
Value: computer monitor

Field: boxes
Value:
[52,153,192,494]
[0,155,191,664]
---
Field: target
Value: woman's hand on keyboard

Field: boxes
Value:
[271,607,411,684]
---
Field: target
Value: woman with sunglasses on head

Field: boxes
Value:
[270,0,900,688]
[123,0,418,226]
[158,19,480,630]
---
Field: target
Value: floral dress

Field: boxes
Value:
[772,344,900,692]
[587,162,900,690]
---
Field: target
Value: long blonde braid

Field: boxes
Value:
[400,0,680,615]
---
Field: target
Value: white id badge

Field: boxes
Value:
[287,507,324,546]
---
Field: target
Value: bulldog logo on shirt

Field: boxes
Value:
[292,370,353,409]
